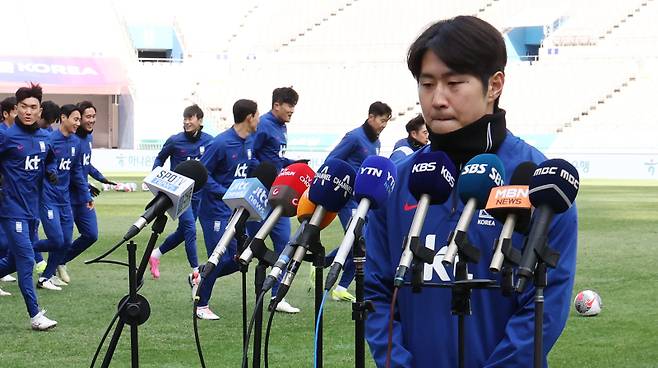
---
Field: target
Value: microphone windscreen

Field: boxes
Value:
[529,158,579,213]
[271,163,316,197]
[408,151,457,205]
[510,161,538,185]
[249,161,278,190]
[309,158,356,212]
[173,160,208,192]
[354,156,397,209]
[457,153,505,208]
[296,188,337,229]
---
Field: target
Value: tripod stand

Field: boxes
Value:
[98,214,167,368]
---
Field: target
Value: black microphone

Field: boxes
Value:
[515,159,579,292]
[123,160,207,241]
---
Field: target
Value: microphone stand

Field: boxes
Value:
[351,221,373,368]
[100,214,167,368]
[300,223,325,368]
[244,233,278,368]
[235,220,251,368]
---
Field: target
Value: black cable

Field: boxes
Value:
[85,238,127,266]
[385,287,400,368]
[193,277,207,368]
[263,307,277,368]
[242,291,266,368]
[89,298,128,368]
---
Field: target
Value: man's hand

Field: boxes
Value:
[89,184,101,197]
[100,178,117,186]
[47,171,58,184]
[87,201,95,210]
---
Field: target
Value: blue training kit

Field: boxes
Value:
[324,122,382,289]
[197,127,255,307]
[365,133,578,367]
[152,130,213,268]
[0,121,55,317]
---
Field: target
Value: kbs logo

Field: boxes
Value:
[411,162,436,173]
[441,165,455,187]
[234,163,248,178]
[59,158,71,171]
[24,155,41,171]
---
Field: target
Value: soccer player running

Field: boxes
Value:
[59,101,116,283]
[365,16,577,367]
[0,97,18,289]
[0,84,58,330]
[321,101,392,302]
[246,87,303,314]
[148,104,212,285]
[35,104,89,291]
[389,114,429,163]
[195,99,260,320]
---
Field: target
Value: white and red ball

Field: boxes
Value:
[574,290,602,316]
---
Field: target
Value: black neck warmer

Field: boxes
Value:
[14,116,40,133]
[407,137,424,151]
[76,126,92,139]
[184,126,203,141]
[429,109,507,167]
[361,120,378,142]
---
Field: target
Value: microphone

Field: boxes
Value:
[272,158,355,305]
[124,160,208,241]
[442,153,506,267]
[325,156,397,291]
[238,163,315,266]
[393,151,456,288]
[261,188,337,293]
[515,158,579,292]
[202,162,278,278]
[486,162,537,272]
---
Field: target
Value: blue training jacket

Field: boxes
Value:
[0,123,55,219]
[43,130,90,206]
[326,124,380,174]
[70,132,105,205]
[390,138,420,163]
[365,132,578,368]
[252,111,293,172]
[199,127,254,218]
[153,130,213,200]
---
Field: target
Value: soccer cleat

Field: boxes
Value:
[31,310,57,331]
[149,256,160,279]
[188,271,200,300]
[37,278,62,291]
[331,289,356,303]
[1,274,16,282]
[50,276,68,287]
[35,260,47,275]
[56,265,70,283]
[195,306,220,320]
[0,287,11,296]
[275,298,300,314]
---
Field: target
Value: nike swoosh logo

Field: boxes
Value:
[403,203,418,211]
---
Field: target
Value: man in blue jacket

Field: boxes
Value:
[0,84,58,330]
[365,16,578,367]
[60,101,115,283]
[35,104,89,291]
[196,99,260,320]
[389,114,428,163]
[0,97,18,288]
[148,104,212,286]
[323,101,391,302]
[247,87,302,314]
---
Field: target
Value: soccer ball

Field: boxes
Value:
[574,290,602,316]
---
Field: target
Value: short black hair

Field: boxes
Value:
[233,99,258,124]
[407,16,506,95]
[41,100,61,124]
[15,83,43,104]
[1,97,16,116]
[77,100,96,113]
[60,104,81,119]
[183,104,204,120]
[368,101,392,118]
[272,87,298,107]
[405,114,425,133]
